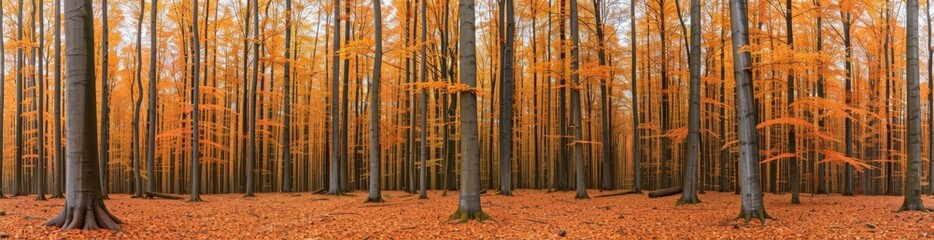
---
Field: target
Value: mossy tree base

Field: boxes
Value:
[735,208,773,225]
[46,201,123,231]
[448,208,492,223]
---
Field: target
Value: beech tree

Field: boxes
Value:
[900,0,926,212]
[45,0,124,230]
[366,0,383,203]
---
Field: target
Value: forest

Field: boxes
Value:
[0,0,932,238]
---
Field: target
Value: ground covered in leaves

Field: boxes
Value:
[1,190,932,239]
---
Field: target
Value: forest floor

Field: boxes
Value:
[0,190,933,239]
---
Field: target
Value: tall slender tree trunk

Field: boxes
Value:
[842,10,854,197]
[569,0,589,199]
[0,1,6,199]
[499,0,516,196]
[927,0,934,196]
[51,0,63,199]
[328,0,343,195]
[786,0,799,204]
[900,0,927,211]
[190,0,202,202]
[678,0,701,205]
[45,0,124,229]
[418,0,429,199]
[245,0,259,197]
[36,0,46,201]
[449,0,491,222]
[132,0,145,199]
[99,0,111,199]
[730,0,770,223]
[815,0,826,195]
[592,0,613,191]
[282,0,294,193]
[631,0,641,193]
[146,0,158,195]
[366,0,383,202]
[14,0,24,197]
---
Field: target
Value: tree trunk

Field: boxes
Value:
[131,0,146,199]
[14,0,24,197]
[328,0,343,195]
[927,0,934,196]
[815,0,826,195]
[730,0,770,223]
[366,0,383,202]
[418,0,429,199]
[51,0,63,199]
[0,1,6,199]
[569,0,589,199]
[146,0,158,194]
[842,10,854,197]
[245,0,260,197]
[282,0,293,193]
[591,0,614,191]
[631,0,641,193]
[900,0,927,211]
[45,0,123,229]
[499,0,516,196]
[190,0,202,202]
[678,0,701,205]
[99,0,111,199]
[36,0,46,201]
[785,0,799,204]
[449,0,491,222]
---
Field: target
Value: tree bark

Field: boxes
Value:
[730,0,770,223]
[842,10,854,197]
[366,0,383,203]
[190,0,202,202]
[282,0,293,193]
[146,0,158,194]
[36,0,47,201]
[418,0,429,199]
[785,0,799,204]
[631,0,641,193]
[99,0,111,199]
[678,0,701,205]
[132,0,146,199]
[14,0,24,197]
[900,0,927,211]
[51,0,64,199]
[449,0,491,222]
[329,0,343,195]
[45,0,124,229]
[499,0,516,196]
[569,0,589,199]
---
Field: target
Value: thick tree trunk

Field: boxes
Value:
[569,0,589,199]
[366,0,383,203]
[678,0,701,205]
[45,0,124,229]
[900,0,927,211]
[449,0,491,222]
[730,0,770,224]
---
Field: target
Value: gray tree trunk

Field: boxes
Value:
[678,0,701,205]
[499,0,515,196]
[329,0,343,195]
[282,0,293,193]
[449,0,491,222]
[99,0,111,199]
[0,1,6,199]
[631,0,641,193]
[52,0,64,199]
[366,0,383,202]
[928,0,934,196]
[244,0,260,197]
[146,0,158,194]
[132,0,145,199]
[418,0,429,199]
[190,0,202,202]
[45,0,123,229]
[592,0,613,191]
[569,0,589,199]
[36,0,46,201]
[785,0,799,204]
[900,0,927,211]
[730,0,770,224]
[842,11,854,197]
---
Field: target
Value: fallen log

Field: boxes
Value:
[312,189,327,195]
[647,187,682,198]
[594,191,636,198]
[145,192,185,200]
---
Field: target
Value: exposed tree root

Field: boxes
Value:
[735,208,773,225]
[448,208,492,223]
[46,200,123,231]
[897,203,929,212]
